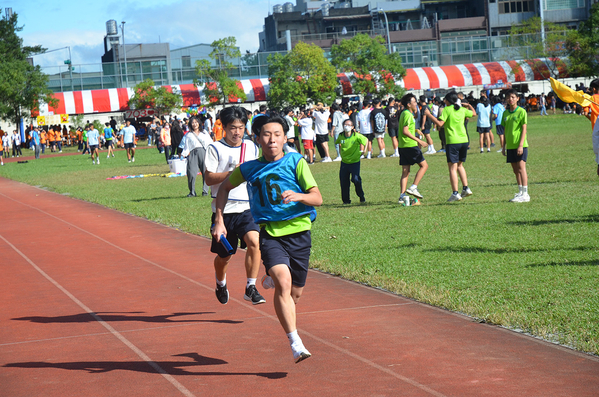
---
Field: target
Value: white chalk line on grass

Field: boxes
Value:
[0,234,196,397]
[0,188,447,397]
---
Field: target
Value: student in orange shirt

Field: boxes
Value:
[40,128,47,154]
[213,117,224,141]
[47,127,55,152]
[77,127,83,151]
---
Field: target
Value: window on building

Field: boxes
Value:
[182,56,191,68]
[498,0,535,14]
[544,0,584,9]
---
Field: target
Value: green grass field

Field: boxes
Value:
[1,113,598,355]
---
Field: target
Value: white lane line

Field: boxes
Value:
[0,234,197,397]
[0,188,446,396]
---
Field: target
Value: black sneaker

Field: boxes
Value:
[215,283,229,304]
[244,285,266,305]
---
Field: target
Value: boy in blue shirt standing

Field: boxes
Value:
[212,115,322,364]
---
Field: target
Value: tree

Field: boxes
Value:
[268,42,337,109]
[330,33,406,99]
[0,13,57,134]
[128,79,182,117]
[194,37,246,107]
[507,17,571,79]
[565,3,599,78]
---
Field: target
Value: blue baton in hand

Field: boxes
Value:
[220,234,234,255]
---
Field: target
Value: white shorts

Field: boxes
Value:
[375,132,386,139]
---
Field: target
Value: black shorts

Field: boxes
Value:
[260,229,311,288]
[89,144,99,151]
[315,134,329,144]
[399,147,425,166]
[422,129,431,135]
[495,125,505,136]
[210,210,259,258]
[446,142,469,164]
[388,127,398,138]
[124,142,135,149]
[106,140,113,148]
[477,127,491,134]
[506,147,528,163]
[362,133,375,142]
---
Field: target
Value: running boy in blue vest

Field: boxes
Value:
[212,115,322,363]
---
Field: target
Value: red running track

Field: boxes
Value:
[1,177,598,397]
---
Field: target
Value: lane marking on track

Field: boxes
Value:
[0,234,197,397]
[0,188,447,396]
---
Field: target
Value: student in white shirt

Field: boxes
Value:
[204,106,265,306]
[181,116,212,197]
[298,110,315,164]
[313,102,332,162]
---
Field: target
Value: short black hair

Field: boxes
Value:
[219,106,248,127]
[373,98,381,105]
[590,79,599,91]
[505,89,519,98]
[252,115,289,136]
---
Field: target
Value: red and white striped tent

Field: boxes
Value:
[41,59,567,116]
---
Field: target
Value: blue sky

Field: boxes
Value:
[14,0,271,68]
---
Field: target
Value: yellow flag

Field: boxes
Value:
[549,77,594,107]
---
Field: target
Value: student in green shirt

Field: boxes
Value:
[335,118,368,204]
[212,115,323,364]
[427,91,476,202]
[397,93,429,202]
[501,89,530,202]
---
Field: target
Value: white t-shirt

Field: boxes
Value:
[284,115,296,139]
[298,117,315,141]
[357,108,372,134]
[122,125,136,144]
[181,131,212,157]
[313,110,330,135]
[205,138,258,214]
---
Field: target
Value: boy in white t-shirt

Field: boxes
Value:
[204,106,265,305]
[298,110,315,165]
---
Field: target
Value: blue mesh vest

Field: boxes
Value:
[240,152,317,224]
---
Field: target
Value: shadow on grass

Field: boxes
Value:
[423,246,591,254]
[526,259,599,267]
[12,312,243,325]
[508,214,599,226]
[3,352,287,378]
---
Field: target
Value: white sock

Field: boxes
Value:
[287,330,301,346]
[518,185,523,194]
[430,145,435,151]
[216,274,226,287]
[522,186,528,194]
[246,278,256,288]
[410,184,417,190]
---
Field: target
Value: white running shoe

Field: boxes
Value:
[390,152,399,157]
[333,156,342,162]
[511,193,530,203]
[322,157,332,163]
[132,157,135,162]
[461,187,473,197]
[377,152,386,158]
[447,193,462,202]
[406,186,423,199]
[107,155,110,159]
[261,275,275,290]
[509,192,522,202]
[92,159,96,164]
[97,159,100,164]
[292,343,311,364]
